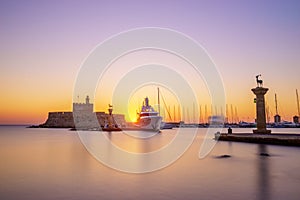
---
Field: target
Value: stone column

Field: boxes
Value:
[251,87,271,134]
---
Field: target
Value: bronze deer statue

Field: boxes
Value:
[256,74,263,87]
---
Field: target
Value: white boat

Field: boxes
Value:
[135,97,162,131]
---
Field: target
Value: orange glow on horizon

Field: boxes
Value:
[1,92,298,125]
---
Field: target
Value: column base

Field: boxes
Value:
[253,129,272,134]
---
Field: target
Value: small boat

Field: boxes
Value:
[135,97,162,131]
[101,104,122,132]
[272,121,297,128]
[238,121,256,128]
[160,122,176,129]
[102,125,122,132]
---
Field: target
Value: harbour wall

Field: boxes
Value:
[216,133,300,147]
[39,96,126,129]
[41,111,126,128]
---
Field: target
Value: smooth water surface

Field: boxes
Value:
[0,126,300,200]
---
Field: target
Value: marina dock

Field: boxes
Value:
[216,133,300,147]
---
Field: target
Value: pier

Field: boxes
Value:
[215,133,300,147]
[214,74,300,147]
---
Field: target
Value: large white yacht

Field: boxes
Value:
[135,97,162,131]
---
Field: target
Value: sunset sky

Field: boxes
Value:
[1,0,300,124]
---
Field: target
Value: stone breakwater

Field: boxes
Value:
[41,112,74,128]
[30,95,126,129]
[38,111,126,129]
[216,133,300,147]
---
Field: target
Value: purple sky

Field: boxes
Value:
[1,0,300,123]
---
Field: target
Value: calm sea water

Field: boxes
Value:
[1,126,300,200]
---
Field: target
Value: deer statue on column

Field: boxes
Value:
[256,74,263,87]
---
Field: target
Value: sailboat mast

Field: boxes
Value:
[275,93,278,115]
[296,89,300,117]
[199,105,202,123]
[235,106,238,123]
[215,105,217,116]
[266,105,270,123]
[157,87,160,116]
[182,106,185,122]
[193,103,195,123]
[168,105,171,121]
[204,105,207,124]
[230,104,234,124]
[178,105,181,121]
[187,108,190,124]
[226,104,228,123]
[220,106,223,117]
[173,105,176,122]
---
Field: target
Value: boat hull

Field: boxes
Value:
[135,116,162,131]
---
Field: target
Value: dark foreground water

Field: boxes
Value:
[0,126,300,200]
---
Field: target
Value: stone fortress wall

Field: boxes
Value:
[43,112,74,128]
[41,96,126,128]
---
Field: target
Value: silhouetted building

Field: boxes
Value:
[293,116,299,124]
[73,95,93,113]
[274,114,281,123]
